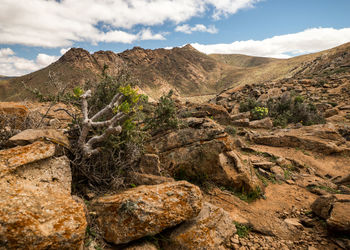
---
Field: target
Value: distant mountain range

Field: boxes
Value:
[1,42,349,101]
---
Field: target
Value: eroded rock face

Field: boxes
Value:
[91,181,203,245]
[167,202,236,250]
[312,194,350,233]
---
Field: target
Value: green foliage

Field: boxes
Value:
[250,106,269,120]
[252,92,326,127]
[69,67,149,191]
[145,90,179,132]
[234,222,251,238]
[224,125,237,136]
[239,98,261,112]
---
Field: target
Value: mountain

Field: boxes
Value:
[1,43,350,101]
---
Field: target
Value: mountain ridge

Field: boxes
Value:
[1,42,350,101]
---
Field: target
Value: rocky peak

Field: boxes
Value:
[58,47,92,64]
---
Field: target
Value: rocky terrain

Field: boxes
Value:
[1,42,350,249]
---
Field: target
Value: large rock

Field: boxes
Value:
[311,194,350,233]
[91,181,202,245]
[167,202,236,250]
[148,118,263,193]
[0,154,86,249]
[8,128,70,148]
[249,117,273,129]
[0,141,56,178]
[252,124,348,154]
[0,180,87,249]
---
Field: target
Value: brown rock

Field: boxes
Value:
[249,117,273,129]
[0,154,86,249]
[0,180,87,249]
[232,118,250,127]
[311,194,350,232]
[231,112,250,121]
[129,172,175,185]
[123,241,158,250]
[0,102,29,129]
[91,181,203,245]
[168,202,237,250]
[0,141,56,178]
[139,153,161,175]
[8,128,70,148]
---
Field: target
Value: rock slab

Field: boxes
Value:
[91,181,203,245]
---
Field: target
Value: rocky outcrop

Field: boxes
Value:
[147,118,263,193]
[91,181,203,245]
[251,124,349,154]
[311,194,350,233]
[167,202,236,250]
[0,141,87,249]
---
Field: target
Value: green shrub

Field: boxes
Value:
[145,90,179,132]
[224,126,237,136]
[239,98,261,112]
[250,106,268,120]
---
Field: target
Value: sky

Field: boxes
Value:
[1,0,350,76]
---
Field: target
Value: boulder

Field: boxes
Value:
[0,141,56,178]
[91,181,203,245]
[128,172,175,185]
[148,119,263,193]
[0,154,86,249]
[167,202,236,250]
[230,111,250,121]
[311,194,350,233]
[8,128,70,148]
[0,180,87,249]
[138,153,161,175]
[249,117,273,129]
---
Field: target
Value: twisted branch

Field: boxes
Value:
[77,90,125,157]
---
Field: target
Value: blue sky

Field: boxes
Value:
[1,0,350,76]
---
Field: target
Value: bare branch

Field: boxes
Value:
[77,89,126,158]
[91,93,123,121]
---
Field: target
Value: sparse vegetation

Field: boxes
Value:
[224,125,237,136]
[234,222,251,238]
[250,106,268,120]
[145,90,180,133]
[239,92,325,127]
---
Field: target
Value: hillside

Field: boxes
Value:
[1,43,350,102]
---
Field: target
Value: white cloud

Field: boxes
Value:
[0,49,58,76]
[0,0,259,47]
[191,27,350,58]
[138,28,166,40]
[60,48,71,55]
[175,24,218,34]
[0,48,15,57]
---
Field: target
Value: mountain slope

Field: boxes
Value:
[1,42,350,102]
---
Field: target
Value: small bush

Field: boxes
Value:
[145,90,179,132]
[234,222,251,238]
[224,125,237,136]
[250,106,268,120]
[239,98,261,113]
